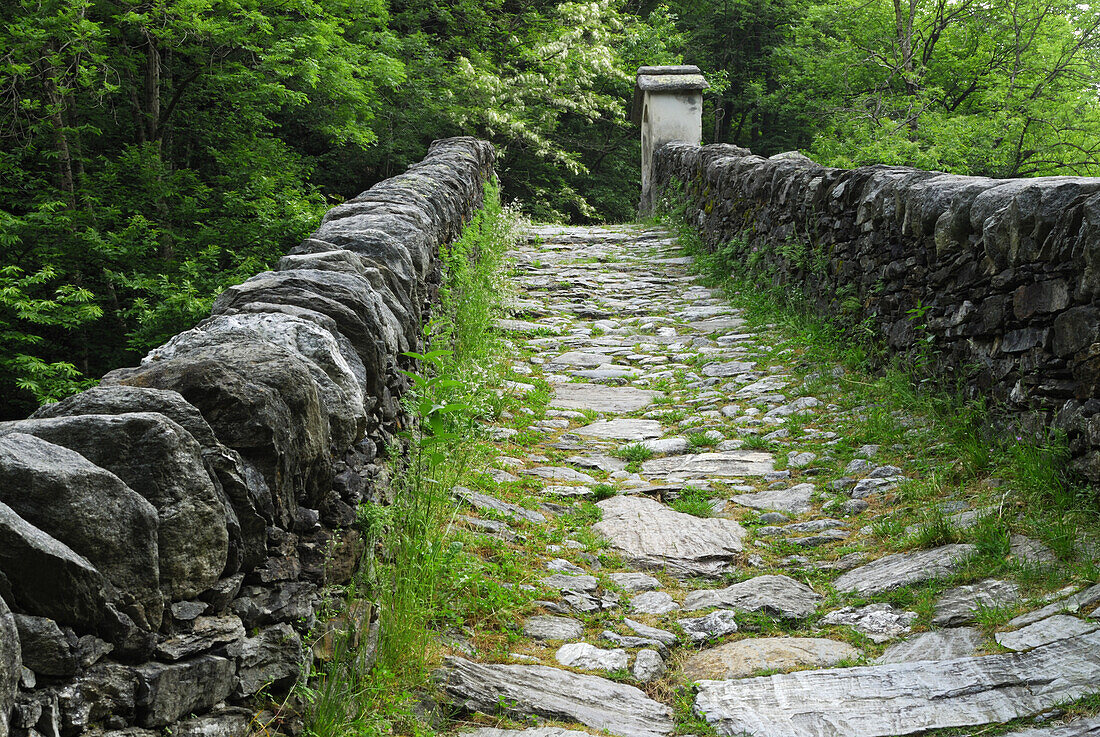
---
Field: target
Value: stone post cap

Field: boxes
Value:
[632,66,709,123]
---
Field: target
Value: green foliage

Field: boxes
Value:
[669,486,715,518]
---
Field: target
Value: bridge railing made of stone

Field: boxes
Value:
[654,142,1100,482]
[0,137,495,737]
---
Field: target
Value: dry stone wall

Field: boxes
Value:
[654,142,1100,482]
[0,137,495,737]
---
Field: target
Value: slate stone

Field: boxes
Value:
[57,662,139,733]
[623,618,679,646]
[455,488,546,523]
[609,573,661,592]
[876,627,984,663]
[677,610,739,642]
[438,656,674,737]
[693,629,1100,737]
[642,451,774,478]
[996,614,1099,651]
[0,413,229,601]
[542,574,598,593]
[154,615,246,661]
[235,623,304,697]
[631,591,680,614]
[0,597,19,737]
[833,544,977,595]
[820,604,917,643]
[593,496,745,578]
[701,361,757,377]
[1010,534,1058,564]
[764,397,821,418]
[933,579,1021,626]
[731,484,815,514]
[463,728,597,737]
[682,575,822,619]
[555,643,628,672]
[633,649,666,682]
[0,434,162,630]
[12,614,75,677]
[550,383,659,413]
[522,467,597,484]
[995,715,1100,737]
[524,616,583,641]
[683,637,857,681]
[135,656,235,727]
[231,581,317,628]
[171,708,253,737]
[1008,583,1100,628]
[550,352,615,368]
[575,420,663,441]
[641,437,691,455]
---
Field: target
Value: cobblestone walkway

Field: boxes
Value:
[437,225,1100,737]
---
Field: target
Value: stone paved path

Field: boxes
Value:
[438,225,1100,737]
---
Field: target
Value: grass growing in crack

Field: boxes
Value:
[687,431,721,449]
[670,486,716,518]
[591,483,617,501]
[302,179,521,737]
[617,442,654,472]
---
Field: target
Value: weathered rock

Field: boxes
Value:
[0,413,229,600]
[633,649,666,682]
[1010,534,1058,564]
[933,579,1021,626]
[833,544,977,595]
[555,643,628,672]
[524,616,583,641]
[103,339,328,529]
[231,582,317,628]
[623,618,678,646]
[437,657,674,737]
[677,610,739,642]
[154,615,246,661]
[57,662,139,733]
[12,614,74,677]
[996,614,1099,651]
[522,467,596,484]
[609,573,661,592]
[701,361,756,377]
[593,495,745,578]
[820,604,917,643]
[731,484,815,514]
[455,488,546,523]
[135,656,235,727]
[0,434,162,630]
[541,575,598,593]
[550,384,659,413]
[683,637,857,681]
[995,715,1100,737]
[630,591,680,614]
[641,451,774,478]
[0,597,19,737]
[682,575,822,619]
[693,630,1100,737]
[575,419,663,441]
[1008,583,1100,628]
[462,729,595,737]
[171,708,253,737]
[235,623,304,697]
[876,627,984,663]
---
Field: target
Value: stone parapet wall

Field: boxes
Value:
[0,137,495,737]
[654,142,1100,481]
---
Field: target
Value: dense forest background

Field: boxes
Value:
[3,0,1100,416]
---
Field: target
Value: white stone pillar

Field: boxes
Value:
[631,66,708,216]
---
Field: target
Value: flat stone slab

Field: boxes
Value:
[683,637,858,681]
[463,729,594,737]
[624,618,678,646]
[933,579,1021,626]
[677,610,739,643]
[693,630,1100,737]
[1008,583,1100,628]
[876,627,984,664]
[456,488,547,524]
[996,614,1099,651]
[439,657,674,737]
[575,419,663,441]
[996,715,1100,737]
[555,643,628,672]
[610,573,661,592]
[689,318,746,334]
[522,466,597,484]
[550,352,616,368]
[524,616,584,641]
[701,361,757,377]
[820,604,917,643]
[731,484,815,514]
[833,544,977,596]
[641,451,774,478]
[551,383,659,413]
[631,591,679,614]
[593,496,746,578]
[682,575,822,619]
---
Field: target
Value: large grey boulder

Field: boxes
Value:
[56,662,140,733]
[103,340,328,528]
[0,413,228,600]
[32,385,270,571]
[0,434,162,630]
[437,657,674,737]
[0,596,20,737]
[12,614,75,677]
[593,495,746,578]
[0,501,110,628]
[146,313,366,452]
[135,656,235,727]
[693,629,1100,737]
[833,544,977,596]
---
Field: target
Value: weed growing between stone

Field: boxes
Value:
[656,198,1100,571]
[300,179,523,736]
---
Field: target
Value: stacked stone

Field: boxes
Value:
[653,142,1100,481]
[0,137,495,737]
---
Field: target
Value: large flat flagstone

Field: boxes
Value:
[593,495,746,578]
[996,715,1100,737]
[933,579,1021,626]
[549,352,616,368]
[996,614,1099,651]
[683,637,858,681]
[694,630,1100,737]
[641,451,774,478]
[833,544,977,596]
[689,318,746,334]
[731,484,814,514]
[875,627,983,663]
[701,361,757,377]
[575,419,662,441]
[438,657,673,737]
[682,575,822,618]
